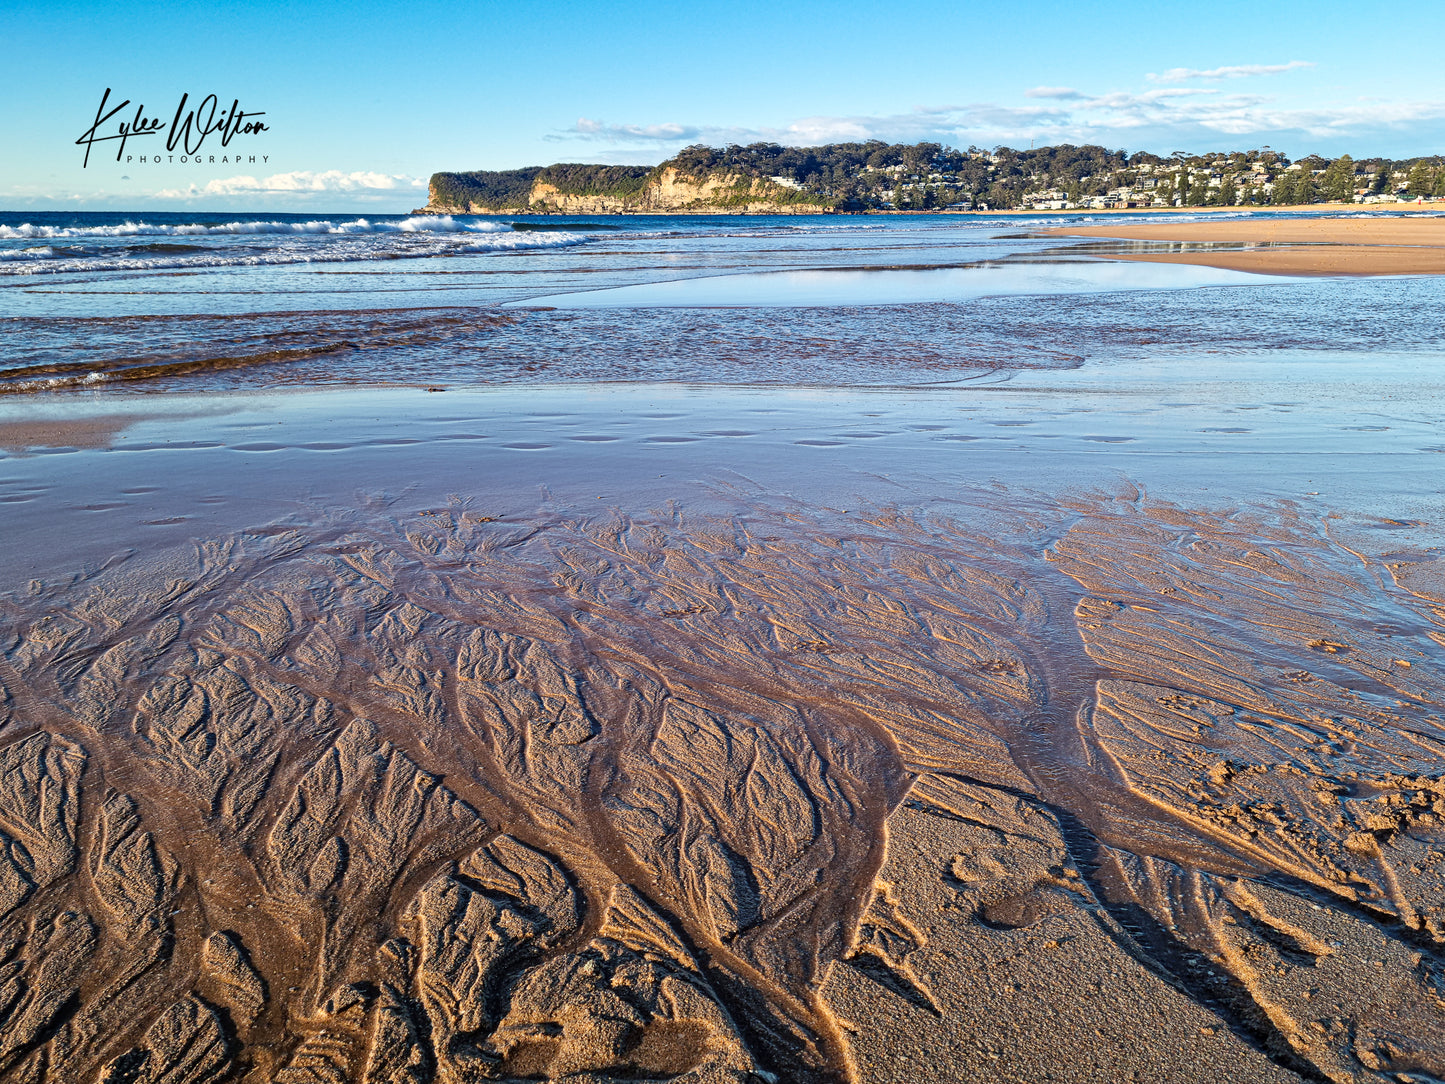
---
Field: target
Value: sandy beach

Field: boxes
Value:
[11,0,1445,1069]
[1042,216,1445,275]
[1,377,1443,1084]
[3,211,1445,1083]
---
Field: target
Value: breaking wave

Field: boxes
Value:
[0,217,593,276]
[0,215,510,240]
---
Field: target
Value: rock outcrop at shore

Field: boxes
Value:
[417,165,831,215]
[1,488,1443,1082]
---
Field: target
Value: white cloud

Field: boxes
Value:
[1042,87,1445,140]
[549,105,1069,155]
[552,118,702,143]
[543,65,1444,158]
[1148,61,1314,82]
[153,170,424,199]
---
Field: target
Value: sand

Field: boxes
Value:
[1,384,1444,1084]
[0,413,161,451]
[1041,216,1445,275]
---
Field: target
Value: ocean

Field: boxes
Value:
[5,208,1440,396]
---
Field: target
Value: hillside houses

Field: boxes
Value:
[1010,151,1443,211]
[667,141,1445,210]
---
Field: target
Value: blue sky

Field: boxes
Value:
[3,0,1443,210]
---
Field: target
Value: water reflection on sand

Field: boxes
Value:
[520,259,1284,309]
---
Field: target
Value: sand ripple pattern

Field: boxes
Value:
[0,488,1442,1081]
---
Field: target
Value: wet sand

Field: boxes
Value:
[0,413,175,451]
[1041,217,1445,275]
[1,387,1444,1083]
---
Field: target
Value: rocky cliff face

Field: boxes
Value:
[421,167,830,215]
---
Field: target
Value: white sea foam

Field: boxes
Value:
[0,246,58,260]
[0,228,591,276]
[782,222,888,231]
[0,216,512,240]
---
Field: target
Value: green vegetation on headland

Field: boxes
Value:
[421,142,1445,214]
[423,156,832,214]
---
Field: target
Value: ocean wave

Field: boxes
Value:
[782,222,889,231]
[0,307,514,393]
[0,345,340,394]
[0,215,510,240]
[0,246,60,261]
[0,228,592,276]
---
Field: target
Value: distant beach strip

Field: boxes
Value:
[1041,216,1445,275]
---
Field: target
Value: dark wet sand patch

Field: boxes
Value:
[0,413,163,451]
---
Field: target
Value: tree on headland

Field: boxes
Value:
[1184,172,1205,206]
[1173,172,1191,205]
[1297,171,1320,205]
[1321,155,1355,202]
[1269,171,1293,205]
[1407,161,1436,198]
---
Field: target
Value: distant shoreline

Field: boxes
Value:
[409,201,1438,218]
[1041,215,1445,275]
